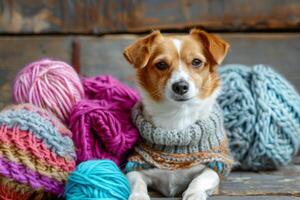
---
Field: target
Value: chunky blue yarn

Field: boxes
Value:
[218,64,300,170]
[65,160,130,200]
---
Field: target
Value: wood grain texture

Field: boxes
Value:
[79,33,300,91]
[79,35,137,86]
[0,0,299,34]
[222,33,300,90]
[0,36,72,107]
[148,163,300,197]
[221,165,300,196]
[0,33,299,107]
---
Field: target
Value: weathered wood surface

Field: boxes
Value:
[0,0,299,34]
[149,164,300,198]
[79,35,136,86]
[0,33,299,107]
[79,33,300,90]
[0,36,72,107]
[221,165,300,196]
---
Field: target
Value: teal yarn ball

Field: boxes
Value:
[218,64,300,170]
[65,160,130,200]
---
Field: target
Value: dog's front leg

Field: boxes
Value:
[183,167,220,200]
[127,171,151,200]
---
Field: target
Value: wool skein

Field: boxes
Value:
[70,75,140,165]
[65,159,130,200]
[13,59,84,124]
[0,104,76,199]
[218,64,300,170]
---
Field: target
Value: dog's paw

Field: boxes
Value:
[182,189,208,200]
[128,192,151,200]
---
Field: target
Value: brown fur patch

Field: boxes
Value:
[123,30,228,102]
[136,37,179,101]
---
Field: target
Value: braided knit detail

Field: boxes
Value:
[0,155,64,194]
[0,176,48,200]
[218,64,300,170]
[0,125,75,171]
[0,144,69,182]
[0,176,59,200]
[0,176,35,200]
[0,184,31,200]
[0,104,76,198]
[2,104,72,137]
[0,109,75,159]
[132,140,233,170]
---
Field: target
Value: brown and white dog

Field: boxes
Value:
[123,29,229,200]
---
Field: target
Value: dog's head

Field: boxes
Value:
[123,29,229,105]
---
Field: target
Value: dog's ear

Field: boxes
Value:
[190,29,229,65]
[123,30,162,68]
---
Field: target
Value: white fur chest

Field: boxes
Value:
[139,87,219,130]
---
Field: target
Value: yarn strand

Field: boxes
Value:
[70,75,140,165]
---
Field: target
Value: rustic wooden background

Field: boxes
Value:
[0,0,300,33]
[0,1,300,199]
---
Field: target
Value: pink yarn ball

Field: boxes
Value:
[70,75,140,165]
[13,59,84,124]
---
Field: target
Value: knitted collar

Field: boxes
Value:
[132,102,227,153]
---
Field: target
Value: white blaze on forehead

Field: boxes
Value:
[171,38,188,81]
[172,38,182,55]
[166,38,197,99]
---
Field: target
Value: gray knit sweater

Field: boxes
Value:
[126,102,233,176]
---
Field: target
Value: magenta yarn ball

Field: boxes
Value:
[70,75,140,165]
[13,59,84,124]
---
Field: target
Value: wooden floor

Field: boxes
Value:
[148,157,300,199]
[0,33,299,199]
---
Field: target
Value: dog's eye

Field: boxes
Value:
[191,59,203,68]
[155,61,168,70]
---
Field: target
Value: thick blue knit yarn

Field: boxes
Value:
[218,64,300,170]
[65,160,130,200]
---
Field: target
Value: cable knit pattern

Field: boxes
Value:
[218,64,300,170]
[0,104,76,199]
[0,156,64,194]
[0,109,75,159]
[0,126,74,171]
[126,103,233,176]
[0,176,33,200]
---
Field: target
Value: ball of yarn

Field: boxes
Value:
[70,75,140,165]
[13,59,84,124]
[65,159,130,200]
[0,104,76,199]
[83,74,140,108]
[218,64,300,170]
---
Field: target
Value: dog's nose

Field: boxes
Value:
[172,80,189,95]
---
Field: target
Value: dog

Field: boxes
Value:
[123,29,231,200]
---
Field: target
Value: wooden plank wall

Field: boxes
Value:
[78,33,300,88]
[0,37,72,107]
[1,33,300,108]
[0,0,299,34]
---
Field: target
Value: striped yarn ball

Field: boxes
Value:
[0,104,76,199]
[218,64,300,170]
[12,59,84,124]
